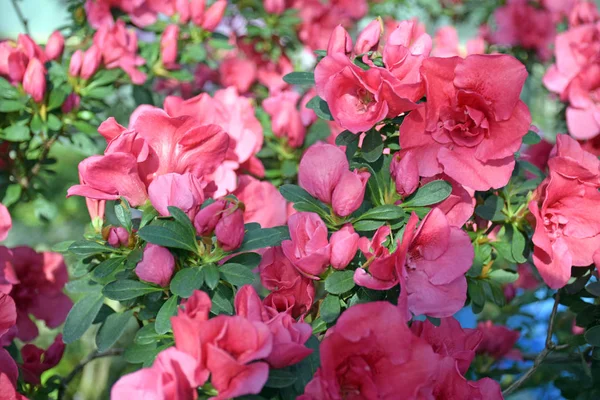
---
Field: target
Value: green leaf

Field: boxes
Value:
[509,225,528,263]
[320,295,341,323]
[488,269,519,284]
[356,205,405,221]
[237,226,290,253]
[155,295,179,334]
[170,268,204,298]
[93,256,126,279]
[352,220,386,232]
[47,85,71,111]
[0,78,19,99]
[134,323,161,345]
[204,263,220,290]
[467,279,485,307]
[585,326,600,346]
[115,199,133,232]
[83,85,114,99]
[325,270,356,295]
[211,284,234,315]
[403,180,452,207]
[586,282,600,297]
[335,130,359,146]
[96,310,134,352]
[2,184,22,207]
[219,263,256,286]
[1,125,30,142]
[475,196,505,222]
[305,96,333,121]
[93,304,115,324]
[265,369,298,388]
[71,120,98,135]
[69,240,114,257]
[124,342,158,364]
[305,119,331,147]
[226,252,262,269]
[361,132,384,162]
[167,206,197,239]
[279,185,329,215]
[132,85,154,106]
[523,130,542,145]
[103,280,163,301]
[63,293,104,344]
[138,220,198,253]
[51,240,75,253]
[47,114,62,131]
[287,336,320,395]
[282,72,315,85]
[0,99,26,112]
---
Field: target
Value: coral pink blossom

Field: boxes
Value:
[400,54,531,190]
[422,175,475,228]
[490,0,555,60]
[0,204,11,241]
[164,88,263,195]
[396,209,473,318]
[258,247,316,318]
[282,212,331,278]
[107,226,129,248]
[0,293,16,341]
[300,302,438,400]
[0,34,46,84]
[294,0,367,51]
[354,226,398,290]
[68,109,229,206]
[432,26,485,58]
[111,347,202,400]
[412,317,503,399]
[476,321,521,360]
[529,135,600,288]
[84,0,172,28]
[0,347,20,400]
[135,244,175,287]
[171,290,273,400]
[215,204,245,251]
[263,90,306,148]
[93,20,147,84]
[234,175,287,228]
[148,172,206,219]
[235,285,312,368]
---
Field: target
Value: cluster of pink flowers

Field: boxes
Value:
[113,286,313,399]
[529,135,600,288]
[301,302,503,399]
[543,1,600,140]
[85,0,226,30]
[0,31,64,102]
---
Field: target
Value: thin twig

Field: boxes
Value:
[10,0,30,35]
[502,293,566,396]
[57,348,124,400]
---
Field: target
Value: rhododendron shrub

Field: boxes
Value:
[5,0,600,399]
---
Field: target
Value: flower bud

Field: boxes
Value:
[69,50,83,76]
[61,93,81,113]
[190,0,206,26]
[354,18,382,55]
[194,200,226,236]
[176,0,191,23]
[107,226,130,247]
[135,244,175,287]
[327,25,353,55]
[215,206,245,251]
[390,152,419,197]
[80,45,101,80]
[281,212,331,278]
[331,169,370,217]
[45,30,65,61]
[23,58,46,103]
[298,143,349,204]
[330,224,359,270]
[201,0,226,32]
[160,24,179,69]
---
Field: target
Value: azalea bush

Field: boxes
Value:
[3,0,600,399]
